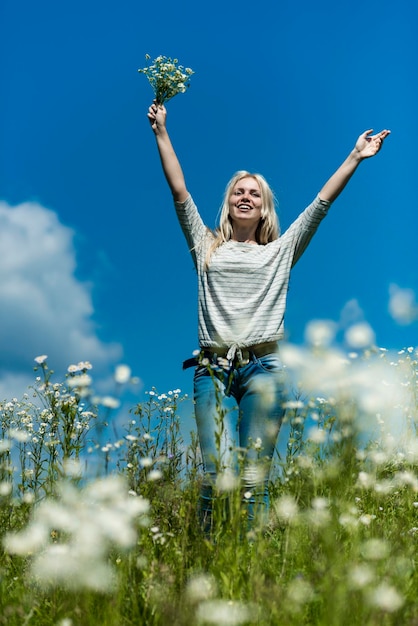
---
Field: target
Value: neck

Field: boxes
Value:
[231,225,258,244]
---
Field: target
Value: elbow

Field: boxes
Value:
[172,187,189,203]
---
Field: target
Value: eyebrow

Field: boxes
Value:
[234,186,260,192]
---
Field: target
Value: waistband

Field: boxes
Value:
[182,341,278,370]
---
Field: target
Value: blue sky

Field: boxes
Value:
[1,0,417,430]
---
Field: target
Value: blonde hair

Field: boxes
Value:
[204,171,280,270]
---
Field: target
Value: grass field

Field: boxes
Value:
[1,341,417,625]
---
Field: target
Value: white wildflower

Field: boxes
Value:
[67,362,92,374]
[338,513,358,529]
[274,495,299,523]
[114,364,131,384]
[62,458,83,478]
[196,599,253,625]
[67,374,92,389]
[100,396,121,409]
[4,522,49,555]
[309,498,331,527]
[374,479,394,495]
[138,54,194,104]
[7,428,30,443]
[0,439,11,453]
[305,319,337,347]
[32,544,115,592]
[282,400,305,409]
[34,355,48,364]
[367,450,388,465]
[3,476,150,592]
[308,427,326,444]
[361,538,390,561]
[286,577,314,606]
[147,469,163,482]
[139,457,153,468]
[345,322,376,349]
[216,469,240,492]
[359,513,376,526]
[367,582,404,612]
[348,564,375,589]
[311,497,328,510]
[357,471,374,489]
[186,573,217,603]
[395,470,418,490]
[0,482,12,496]
[296,455,313,469]
[388,284,418,325]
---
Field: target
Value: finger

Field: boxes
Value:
[372,129,390,140]
[361,129,373,142]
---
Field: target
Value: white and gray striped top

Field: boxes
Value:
[174,194,331,351]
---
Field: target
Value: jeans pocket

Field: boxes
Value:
[194,364,226,384]
[256,353,283,374]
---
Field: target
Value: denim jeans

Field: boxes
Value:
[193,352,286,529]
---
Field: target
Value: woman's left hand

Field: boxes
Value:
[354,129,391,159]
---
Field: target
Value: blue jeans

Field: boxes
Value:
[193,352,286,529]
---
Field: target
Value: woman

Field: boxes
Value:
[147,100,390,529]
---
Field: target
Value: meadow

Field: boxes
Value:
[0,330,417,626]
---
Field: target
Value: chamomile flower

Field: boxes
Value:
[138,54,194,104]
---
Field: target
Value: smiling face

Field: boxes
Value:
[228,176,263,228]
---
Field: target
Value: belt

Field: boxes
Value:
[182,341,278,370]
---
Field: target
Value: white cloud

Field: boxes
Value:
[0,200,122,399]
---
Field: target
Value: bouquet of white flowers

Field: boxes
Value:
[138,54,194,105]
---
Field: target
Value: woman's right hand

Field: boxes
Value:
[147,100,167,134]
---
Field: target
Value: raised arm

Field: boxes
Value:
[319,129,390,203]
[147,101,189,203]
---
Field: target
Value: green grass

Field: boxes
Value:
[0,347,417,625]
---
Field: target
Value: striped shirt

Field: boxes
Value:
[174,194,331,350]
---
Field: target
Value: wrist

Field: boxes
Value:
[350,148,364,164]
[154,126,169,140]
